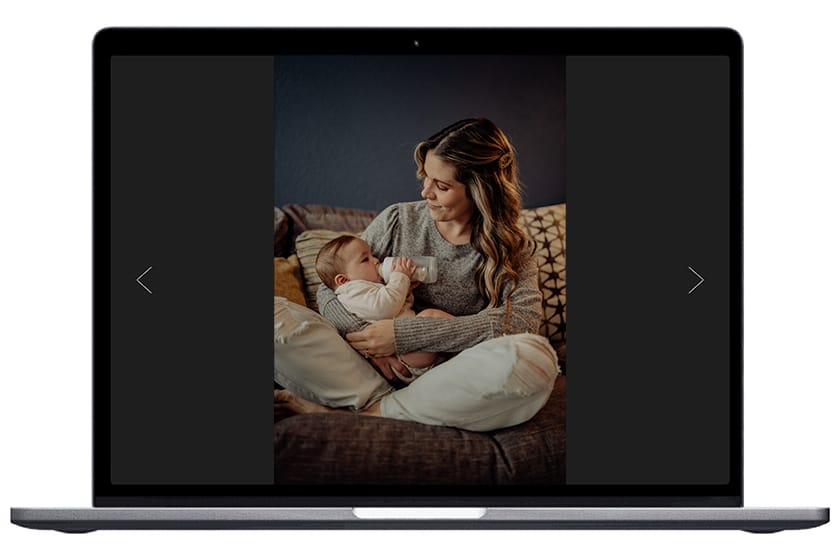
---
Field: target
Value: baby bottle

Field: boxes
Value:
[378,256,438,283]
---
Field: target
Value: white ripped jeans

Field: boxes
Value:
[378,333,558,431]
[273,297,559,431]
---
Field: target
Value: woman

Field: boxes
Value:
[275,117,558,431]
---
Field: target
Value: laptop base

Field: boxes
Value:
[11,507,828,532]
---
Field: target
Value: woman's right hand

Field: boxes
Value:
[368,355,409,383]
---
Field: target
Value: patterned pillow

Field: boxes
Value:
[519,205,566,354]
[295,229,360,310]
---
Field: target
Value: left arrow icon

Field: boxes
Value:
[136,266,153,294]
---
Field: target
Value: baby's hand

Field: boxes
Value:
[391,257,416,279]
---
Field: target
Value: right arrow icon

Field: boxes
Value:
[688,266,704,295]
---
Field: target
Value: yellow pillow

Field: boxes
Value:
[273,255,307,307]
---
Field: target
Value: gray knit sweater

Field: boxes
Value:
[316,201,542,355]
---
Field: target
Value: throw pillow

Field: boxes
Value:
[519,204,567,352]
[273,255,307,307]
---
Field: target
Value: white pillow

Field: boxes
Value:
[273,297,392,410]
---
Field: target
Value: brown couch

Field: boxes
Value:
[273,203,566,485]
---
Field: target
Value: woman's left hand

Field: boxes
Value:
[346,320,396,358]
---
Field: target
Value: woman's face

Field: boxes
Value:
[420,151,474,225]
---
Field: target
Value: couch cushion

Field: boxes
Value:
[274,207,291,257]
[282,204,376,250]
[274,376,565,485]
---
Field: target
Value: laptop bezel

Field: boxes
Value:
[93,27,743,507]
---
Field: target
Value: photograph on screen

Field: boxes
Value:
[272,54,566,486]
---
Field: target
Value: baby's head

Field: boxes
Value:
[316,235,382,290]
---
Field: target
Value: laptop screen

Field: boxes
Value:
[96,28,741,506]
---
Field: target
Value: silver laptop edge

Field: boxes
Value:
[11,507,830,533]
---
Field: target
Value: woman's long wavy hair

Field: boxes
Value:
[414,118,531,308]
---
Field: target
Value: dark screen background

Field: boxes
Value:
[566,56,730,484]
[109,54,730,486]
[110,57,274,484]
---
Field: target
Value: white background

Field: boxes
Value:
[1,0,837,557]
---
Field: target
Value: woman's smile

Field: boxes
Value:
[421,152,473,224]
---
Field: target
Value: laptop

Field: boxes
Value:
[11,27,828,532]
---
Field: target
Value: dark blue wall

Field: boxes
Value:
[275,55,565,211]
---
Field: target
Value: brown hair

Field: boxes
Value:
[414,118,530,308]
[315,235,359,290]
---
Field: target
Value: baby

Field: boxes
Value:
[315,234,451,383]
